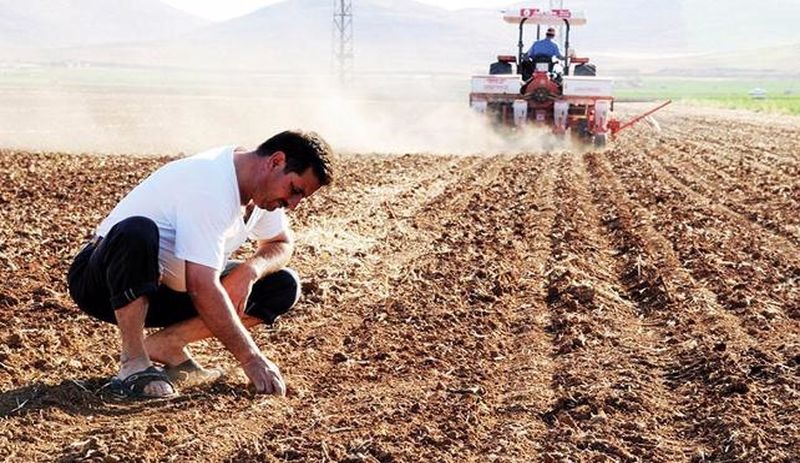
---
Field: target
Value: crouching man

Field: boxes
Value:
[67,130,333,398]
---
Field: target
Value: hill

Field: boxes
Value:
[0,0,207,48]
[1,0,798,77]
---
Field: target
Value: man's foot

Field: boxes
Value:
[165,358,223,386]
[118,356,175,398]
[144,331,221,386]
[144,331,189,367]
[109,366,177,399]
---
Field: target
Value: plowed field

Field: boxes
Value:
[1,104,799,462]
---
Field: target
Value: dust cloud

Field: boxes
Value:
[280,92,565,156]
[0,73,569,156]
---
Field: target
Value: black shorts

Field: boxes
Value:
[67,216,301,327]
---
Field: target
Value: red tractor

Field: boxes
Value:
[469,8,669,147]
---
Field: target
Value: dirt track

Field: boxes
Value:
[1,104,799,462]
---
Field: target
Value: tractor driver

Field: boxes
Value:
[526,26,565,66]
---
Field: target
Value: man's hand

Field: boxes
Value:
[222,264,256,316]
[241,355,286,396]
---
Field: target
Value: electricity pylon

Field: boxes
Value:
[332,0,354,88]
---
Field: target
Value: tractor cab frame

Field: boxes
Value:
[509,8,585,79]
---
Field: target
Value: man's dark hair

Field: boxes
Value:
[256,130,334,186]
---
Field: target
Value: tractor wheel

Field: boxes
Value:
[574,119,591,140]
[593,133,607,148]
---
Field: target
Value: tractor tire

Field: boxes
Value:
[593,133,607,148]
[573,119,591,140]
[574,64,597,76]
[489,61,513,75]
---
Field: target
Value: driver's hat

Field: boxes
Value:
[546,27,556,36]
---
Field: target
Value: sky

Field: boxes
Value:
[160,0,515,21]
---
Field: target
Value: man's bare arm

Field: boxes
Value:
[185,262,285,394]
[185,263,261,363]
[242,230,295,281]
[223,230,294,314]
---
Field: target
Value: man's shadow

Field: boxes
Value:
[0,376,242,418]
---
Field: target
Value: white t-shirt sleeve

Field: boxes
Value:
[174,193,233,269]
[249,209,290,241]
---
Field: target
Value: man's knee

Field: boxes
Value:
[278,268,302,308]
[246,268,301,324]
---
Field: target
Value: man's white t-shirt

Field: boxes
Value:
[96,146,288,291]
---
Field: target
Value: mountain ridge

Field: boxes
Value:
[1,0,797,75]
[0,0,208,47]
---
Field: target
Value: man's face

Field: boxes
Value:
[255,152,322,211]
